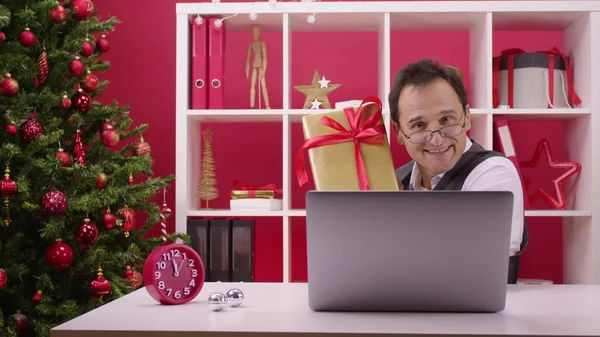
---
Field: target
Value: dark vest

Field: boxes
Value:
[394,139,528,284]
[395,139,503,190]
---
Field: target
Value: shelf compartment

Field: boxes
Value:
[287,209,591,218]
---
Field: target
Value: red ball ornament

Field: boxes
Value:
[81,38,95,57]
[19,28,36,47]
[71,89,92,113]
[101,120,113,131]
[32,290,43,305]
[103,208,117,229]
[130,270,142,289]
[96,172,108,188]
[0,268,6,288]
[21,119,43,141]
[125,265,134,279]
[71,0,94,21]
[41,189,68,215]
[0,32,5,43]
[61,94,71,109]
[0,73,19,97]
[101,129,120,147]
[45,238,73,271]
[56,148,72,167]
[5,122,17,135]
[49,4,67,23]
[10,310,28,333]
[81,72,99,92]
[96,34,110,53]
[90,267,111,297]
[75,218,98,248]
[69,56,85,76]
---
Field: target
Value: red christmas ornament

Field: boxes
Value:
[71,89,92,113]
[34,48,49,88]
[45,238,73,271]
[56,148,72,167]
[0,167,18,200]
[134,137,151,156]
[101,120,113,131]
[5,122,17,135]
[49,4,67,23]
[90,267,111,297]
[19,28,36,47]
[117,205,135,237]
[103,207,117,229]
[81,71,99,92]
[32,290,43,305]
[22,119,43,141]
[96,34,110,53]
[0,73,19,97]
[74,129,85,165]
[96,172,108,188]
[130,270,142,289]
[520,138,582,210]
[81,38,95,57]
[101,129,120,147]
[10,310,28,333]
[61,94,71,108]
[125,265,134,279]
[41,189,68,215]
[75,218,98,249]
[0,32,5,43]
[71,0,94,21]
[69,56,85,76]
[0,268,6,288]
[128,174,134,185]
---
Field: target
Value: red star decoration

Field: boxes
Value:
[519,138,581,210]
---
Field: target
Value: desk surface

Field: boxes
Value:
[50,282,600,337]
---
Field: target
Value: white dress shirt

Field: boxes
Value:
[408,138,525,256]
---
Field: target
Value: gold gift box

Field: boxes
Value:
[230,190,275,199]
[300,99,399,191]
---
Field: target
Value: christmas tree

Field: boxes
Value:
[0,2,187,337]
[196,128,218,208]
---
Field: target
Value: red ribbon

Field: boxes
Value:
[294,96,386,190]
[493,48,525,108]
[232,181,282,198]
[535,47,582,108]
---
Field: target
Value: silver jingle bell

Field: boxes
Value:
[208,292,226,311]
[225,288,245,307]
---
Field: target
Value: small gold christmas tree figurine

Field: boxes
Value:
[196,128,219,208]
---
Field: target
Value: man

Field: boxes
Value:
[389,59,526,282]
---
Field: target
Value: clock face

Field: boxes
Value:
[143,244,205,305]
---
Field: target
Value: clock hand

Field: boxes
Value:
[176,258,184,276]
[172,259,179,277]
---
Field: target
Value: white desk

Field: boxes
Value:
[50,282,600,337]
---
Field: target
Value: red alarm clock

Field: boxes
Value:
[143,243,205,305]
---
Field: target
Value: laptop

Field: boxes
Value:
[305,190,514,313]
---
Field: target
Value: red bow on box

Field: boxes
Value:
[536,47,581,108]
[294,96,386,190]
[232,181,282,198]
[493,48,525,108]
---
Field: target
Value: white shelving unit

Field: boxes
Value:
[175,1,600,284]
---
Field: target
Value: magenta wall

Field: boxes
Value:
[95,0,567,283]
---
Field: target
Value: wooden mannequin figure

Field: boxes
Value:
[246,25,271,109]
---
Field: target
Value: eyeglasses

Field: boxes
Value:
[399,113,466,144]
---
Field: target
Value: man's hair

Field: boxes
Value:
[388,59,468,125]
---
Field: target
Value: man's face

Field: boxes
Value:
[394,79,471,178]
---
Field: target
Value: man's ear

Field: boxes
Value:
[464,105,472,131]
[392,121,405,145]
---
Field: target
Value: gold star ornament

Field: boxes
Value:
[293,70,341,109]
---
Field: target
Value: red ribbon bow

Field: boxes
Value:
[493,48,525,108]
[232,181,282,198]
[294,96,387,190]
[535,47,581,108]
